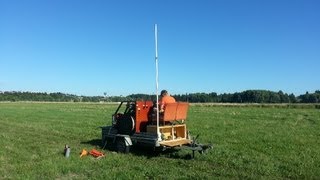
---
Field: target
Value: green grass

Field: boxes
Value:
[0,103,319,179]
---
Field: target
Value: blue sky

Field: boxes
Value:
[1,0,319,96]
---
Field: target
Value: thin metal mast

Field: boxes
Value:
[155,24,160,140]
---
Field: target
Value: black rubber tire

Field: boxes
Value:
[116,137,130,153]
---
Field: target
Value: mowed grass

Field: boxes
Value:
[0,103,319,179]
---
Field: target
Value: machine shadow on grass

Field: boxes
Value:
[81,139,102,147]
[81,138,194,160]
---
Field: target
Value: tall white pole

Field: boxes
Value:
[155,24,160,140]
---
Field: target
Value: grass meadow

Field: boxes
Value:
[0,102,319,179]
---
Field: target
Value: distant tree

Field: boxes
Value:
[288,93,297,103]
[231,93,242,103]
[308,94,318,103]
[242,90,254,103]
[269,93,281,103]
[278,91,290,103]
[209,92,218,102]
[299,91,310,103]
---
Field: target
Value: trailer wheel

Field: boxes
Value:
[116,137,130,153]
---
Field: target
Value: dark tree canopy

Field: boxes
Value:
[0,90,319,103]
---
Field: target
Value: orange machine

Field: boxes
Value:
[101,100,211,157]
[135,101,153,132]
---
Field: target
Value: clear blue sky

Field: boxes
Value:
[1,0,319,96]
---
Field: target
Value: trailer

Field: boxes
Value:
[101,25,211,157]
[101,100,211,157]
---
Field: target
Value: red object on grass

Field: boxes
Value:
[89,149,105,157]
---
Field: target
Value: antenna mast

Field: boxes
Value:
[155,24,160,140]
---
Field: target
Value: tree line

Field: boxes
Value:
[0,90,319,103]
[174,90,320,103]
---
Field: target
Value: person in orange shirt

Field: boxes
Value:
[159,90,176,112]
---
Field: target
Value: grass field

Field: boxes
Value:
[0,102,320,179]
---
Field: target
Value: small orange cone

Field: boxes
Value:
[80,149,88,158]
